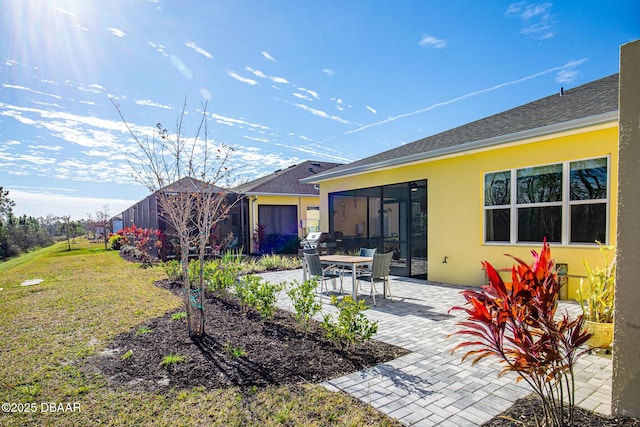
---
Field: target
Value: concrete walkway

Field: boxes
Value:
[258,269,613,427]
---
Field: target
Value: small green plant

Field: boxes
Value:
[120,349,134,360]
[321,295,378,351]
[135,326,153,335]
[209,256,242,294]
[578,242,615,323]
[163,260,182,282]
[223,341,247,358]
[161,353,186,368]
[287,279,322,332]
[235,275,285,319]
[171,311,187,321]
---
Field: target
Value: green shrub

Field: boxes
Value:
[171,311,187,321]
[235,274,285,319]
[321,296,378,351]
[287,279,322,332]
[223,342,246,358]
[162,260,182,282]
[109,234,126,250]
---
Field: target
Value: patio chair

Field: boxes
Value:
[355,252,394,305]
[303,252,344,295]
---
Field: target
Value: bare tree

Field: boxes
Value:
[112,98,238,340]
[87,205,111,250]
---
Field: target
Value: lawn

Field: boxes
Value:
[0,239,400,426]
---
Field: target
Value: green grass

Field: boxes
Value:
[0,239,400,426]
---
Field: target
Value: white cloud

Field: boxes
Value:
[108,27,127,38]
[297,87,319,99]
[261,51,276,62]
[2,84,62,99]
[321,68,334,76]
[246,67,267,78]
[366,105,377,114]
[292,93,311,101]
[419,34,447,48]
[270,76,289,84]
[134,99,174,109]
[27,145,63,151]
[185,41,213,58]
[292,103,350,125]
[211,113,269,130]
[244,135,270,143]
[227,71,258,86]
[505,1,556,40]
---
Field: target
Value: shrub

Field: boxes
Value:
[287,279,322,332]
[578,242,615,323]
[223,342,246,358]
[171,311,187,321]
[163,260,182,282]
[108,234,126,250]
[235,274,285,319]
[321,295,378,351]
[449,242,591,427]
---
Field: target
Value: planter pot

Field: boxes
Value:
[583,320,614,349]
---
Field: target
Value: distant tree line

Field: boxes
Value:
[0,187,86,260]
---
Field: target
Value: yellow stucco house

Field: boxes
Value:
[301,74,619,299]
[234,160,342,254]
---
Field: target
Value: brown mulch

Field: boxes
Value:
[482,394,640,426]
[87,278,409,392]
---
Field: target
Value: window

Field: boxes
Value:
[484,157,608,245]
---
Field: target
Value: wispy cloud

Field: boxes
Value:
[227,70,258,86]
[366,105,377,114]
[2,84,62,99]
[419,34,447,48]
[555,58,587,83]
[185,41,213,58]
[261,51,276,62]
[292,103,351,125]
[246,66,289,85]
[78,84,105,94]
[108,27,127,38]
[134,99,174,109]
[505,2,556,40]
[346,59,587,135]
[293,93,312,101]
[297,87,319,99]
[148,41,168,57]
[321,68,334,76]
[211,113,269,130]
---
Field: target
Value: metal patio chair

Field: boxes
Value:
[355,251,394,305]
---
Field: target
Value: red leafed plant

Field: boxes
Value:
[450,242,591,427]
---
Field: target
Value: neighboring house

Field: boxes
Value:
[233,160,342,254]
[118,177,248,259]
[301,74,619,299]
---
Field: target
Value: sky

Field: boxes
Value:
[1,1,638,220]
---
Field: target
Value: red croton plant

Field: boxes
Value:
[450,242,591,427]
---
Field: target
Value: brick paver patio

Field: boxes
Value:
[259,269,613,426]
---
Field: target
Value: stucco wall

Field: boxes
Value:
[612,39,640,418]
[320,124,618,298]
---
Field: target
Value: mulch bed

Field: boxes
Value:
[87,278,409,392]
[482,394,640,427]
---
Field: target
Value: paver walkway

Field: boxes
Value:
[259,269,613,426]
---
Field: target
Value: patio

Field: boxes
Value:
[259,269,613,427]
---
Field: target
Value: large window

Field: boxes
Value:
[484,157,608,245]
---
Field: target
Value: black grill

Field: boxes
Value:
[299,232,336,255]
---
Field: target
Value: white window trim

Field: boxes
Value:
[483,155,610,246]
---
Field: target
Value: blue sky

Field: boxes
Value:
[1,1,638,219]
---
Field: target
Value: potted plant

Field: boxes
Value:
[578,242,615,349]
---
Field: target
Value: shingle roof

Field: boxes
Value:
[233,161,343,195]
[304,74,619,182]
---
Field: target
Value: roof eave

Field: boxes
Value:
[301,111,618,184]
[242,191,320,197]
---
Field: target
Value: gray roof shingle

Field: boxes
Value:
[233,161,342,195]
[305,74,618,181]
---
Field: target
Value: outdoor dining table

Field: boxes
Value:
[302,254,373,300]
